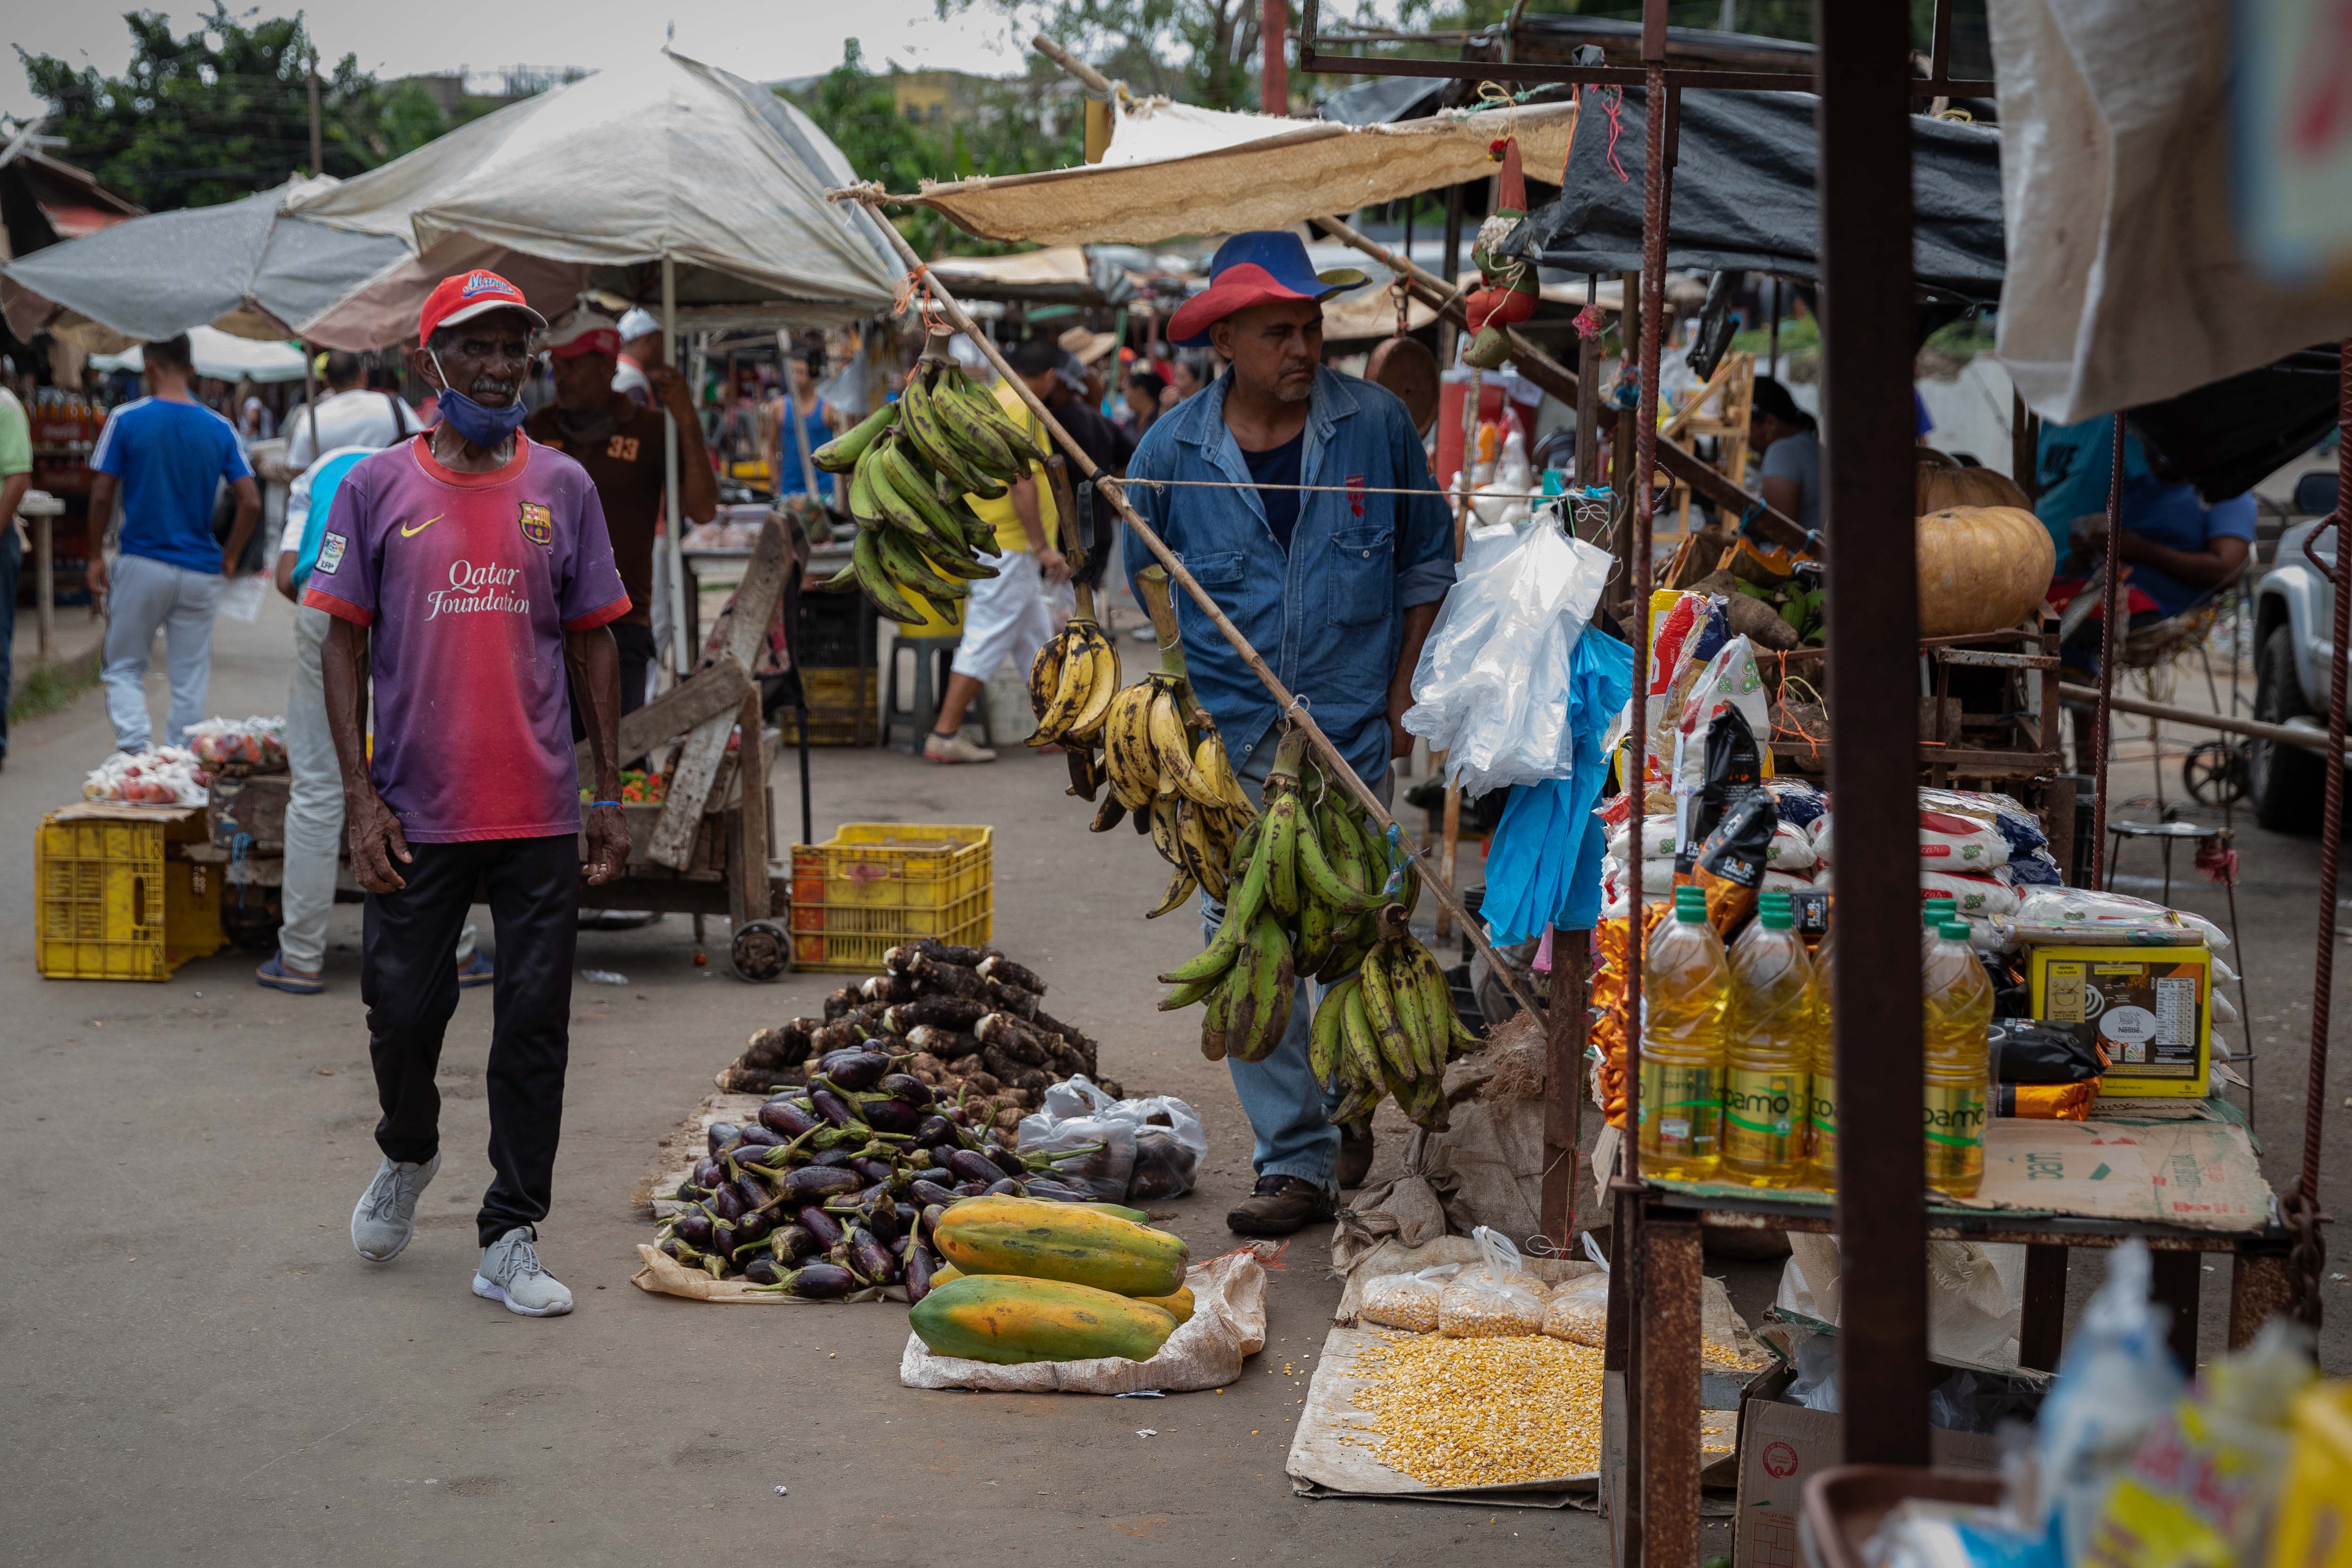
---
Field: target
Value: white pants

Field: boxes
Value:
[279,606,343,973]
[949,550,1073,684]
[103,552,222,751]
[279,605,473,975]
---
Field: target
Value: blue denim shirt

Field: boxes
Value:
[1123,366,1454,785]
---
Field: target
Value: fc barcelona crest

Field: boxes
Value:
[517,501,554,548]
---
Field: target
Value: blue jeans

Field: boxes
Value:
[1200,729,1392,1192]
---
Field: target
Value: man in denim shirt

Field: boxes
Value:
[1126,232,1453,1235]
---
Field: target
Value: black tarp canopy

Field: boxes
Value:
[1507,86,2006,306]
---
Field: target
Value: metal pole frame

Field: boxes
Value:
[1816,0,1930,1467]
[662,257,692,675]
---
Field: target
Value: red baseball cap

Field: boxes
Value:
[417,269,547,342]
[541,306,621,360]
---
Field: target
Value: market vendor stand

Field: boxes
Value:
[1290,3,2342,1566]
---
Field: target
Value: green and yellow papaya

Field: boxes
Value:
[934,1195,1188,1297]
[910,1275,1178,1365]
[1131,1284,1194,1325]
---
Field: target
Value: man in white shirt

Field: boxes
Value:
[612,309,661,406]
[285,351,423,470]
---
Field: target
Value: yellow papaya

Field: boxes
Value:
[910,1275,1178,1365]
[1131,1284,1194,1325]
[934,1195,1188,1297]
[930,1263,964,1288]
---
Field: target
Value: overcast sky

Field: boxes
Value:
[1,1,1037,119]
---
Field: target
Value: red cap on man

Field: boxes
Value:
[417,270,547,342]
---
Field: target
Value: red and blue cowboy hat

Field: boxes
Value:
[1167,231,1367,348]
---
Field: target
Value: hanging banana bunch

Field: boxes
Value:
[1033,565,1255,920]
[1154,725,1472,1126]
[810,329,1054,622]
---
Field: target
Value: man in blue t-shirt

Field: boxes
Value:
[2037,419,2254,620]
[87,332,260,751]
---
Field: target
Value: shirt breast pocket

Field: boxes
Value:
[1326,525,1395,627]
[1180,549,1247,611]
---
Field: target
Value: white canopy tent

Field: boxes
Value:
[898,96,1577,248]
[88,325,308,382]
[287,48,904,667]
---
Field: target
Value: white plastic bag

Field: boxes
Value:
[1766,820,1817,871]
[216,573,268,624]
[1921,869,2020,918]
[1541,1237,1612,1346]
[1669,634,1771,841]
[1438,1226,1548,1337]
[1403,516,1611,795]
[1919,808,2010,868]
[1605,814,1680,866]
[2028,1241,2185,1564]
[2010,887,2230,949]
[1017,1075,1208,1202]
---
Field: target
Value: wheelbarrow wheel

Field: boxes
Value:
[730,918,791,982]
[2181,740,2248,808]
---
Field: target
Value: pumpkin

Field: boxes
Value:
[1915,505,2056,637]
[1917,448,2032,513]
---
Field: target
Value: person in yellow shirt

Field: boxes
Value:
[924,334,1072,763]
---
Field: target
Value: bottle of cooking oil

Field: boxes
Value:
[1638,884,1730,1181]
[1921,897,1955,952]
[1722,898,1817,1188]
[1922,918,1994,1198]
[1807,925,1837,1191]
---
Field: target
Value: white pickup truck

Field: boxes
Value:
[2251,470,2346,830]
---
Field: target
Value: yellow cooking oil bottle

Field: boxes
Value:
[1722,893,1817,1187]
[1923,918,1994,1198]
[1807,924,1836,1190]
[1638,884,1730,1181]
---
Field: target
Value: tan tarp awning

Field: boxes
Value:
[901,97,1577,248]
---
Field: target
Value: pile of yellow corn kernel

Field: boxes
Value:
[1343,1331,1607,1489]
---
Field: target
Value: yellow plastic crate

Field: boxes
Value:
[35,813,228,981]
[789,823,992,972]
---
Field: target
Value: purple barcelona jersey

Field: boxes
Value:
[303,435,629,842]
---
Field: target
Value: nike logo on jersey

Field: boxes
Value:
[400,514,445,539]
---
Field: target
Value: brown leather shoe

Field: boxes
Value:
[1226,1175,1335,1237]
[1335,1122,1375,1189]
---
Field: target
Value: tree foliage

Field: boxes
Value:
[936,0,1276,110]
[16,5,490,212]
[784,40,1085,257]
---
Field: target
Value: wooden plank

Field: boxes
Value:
[577,655,749,780]
[1541,934,1591,1247]
[728,690,770,926]
[649,521,790,869]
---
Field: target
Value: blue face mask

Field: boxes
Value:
[429,350,529,447]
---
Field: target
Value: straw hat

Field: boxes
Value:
[1058,326,1119,366]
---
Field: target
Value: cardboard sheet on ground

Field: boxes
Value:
[897,1252,1267,1394]
[1285,1325,1742,1507]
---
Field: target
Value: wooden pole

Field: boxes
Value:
[843,188,1546,1022]
[662,257,691,675]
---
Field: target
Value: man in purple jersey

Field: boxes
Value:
[307,270,630,1317]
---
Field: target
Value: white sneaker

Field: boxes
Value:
[472,1226,574,1317]
[923,730,997,764]
[351,1153,439,1261]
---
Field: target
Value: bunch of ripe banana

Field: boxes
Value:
[810,331,1050,623]
[1036,566,1256,921]
[1151,730,1468,1118]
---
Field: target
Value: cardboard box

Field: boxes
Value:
[1730,1365,2001,1568]
[2028,944,2211,1098]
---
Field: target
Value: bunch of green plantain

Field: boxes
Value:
[810,329,1052,623]
[1152,727,1469,1116]
[1047,566,1256,920]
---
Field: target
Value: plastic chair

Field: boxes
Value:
[882,635,993,752]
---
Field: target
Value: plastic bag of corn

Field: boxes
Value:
[1439,1227,1549,1337]
[1361,1264,1460,1333]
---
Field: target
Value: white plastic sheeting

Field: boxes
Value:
[1989,0,2352,422]
[286,48,900,342]
[88,326,308,383]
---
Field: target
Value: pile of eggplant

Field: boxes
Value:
[716,939,1122,1132]
[659,1042,1109,1298]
